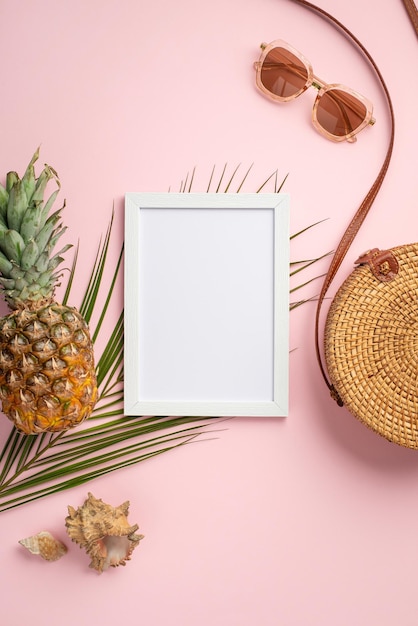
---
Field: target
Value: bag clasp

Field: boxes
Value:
[355,248,399,282]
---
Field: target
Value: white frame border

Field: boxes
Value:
[124,192,289,417]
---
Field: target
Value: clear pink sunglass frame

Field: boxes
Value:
[254,39,376,143]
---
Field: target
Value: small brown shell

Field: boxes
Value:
[19,531,67,561]
[65,492,144,573]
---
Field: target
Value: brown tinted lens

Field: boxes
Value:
[260,47,309,98]
[316,89,367,137]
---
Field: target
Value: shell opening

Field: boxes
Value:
[98,536,132,570]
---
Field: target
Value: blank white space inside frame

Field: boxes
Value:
[124,192,290,417]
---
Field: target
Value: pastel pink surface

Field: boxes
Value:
[1,0,418,624]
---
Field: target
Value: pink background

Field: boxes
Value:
[1,0,418,624]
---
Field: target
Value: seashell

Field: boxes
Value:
[19,531,67,561]
[65,492,144,573]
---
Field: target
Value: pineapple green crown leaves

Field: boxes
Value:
[0,148,70,310]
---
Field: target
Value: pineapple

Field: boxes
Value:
[0,148,98,434]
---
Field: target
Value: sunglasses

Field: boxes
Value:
[254,40,375,143]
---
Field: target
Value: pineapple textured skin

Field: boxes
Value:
[0,149,98,433]
[0,303,98,433]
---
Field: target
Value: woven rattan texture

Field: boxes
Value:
[325,244,418,448]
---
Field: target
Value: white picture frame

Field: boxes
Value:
[124,192,289,417]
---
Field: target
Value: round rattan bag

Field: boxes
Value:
[324,244,418,448]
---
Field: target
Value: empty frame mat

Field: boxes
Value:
[124,192,289,417]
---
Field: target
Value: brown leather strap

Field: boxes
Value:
[401,0,418,36]
[287,0,417,403]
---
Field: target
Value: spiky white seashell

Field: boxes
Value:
[19,531,67,561]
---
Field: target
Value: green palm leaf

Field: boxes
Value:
[0,165,325,512]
